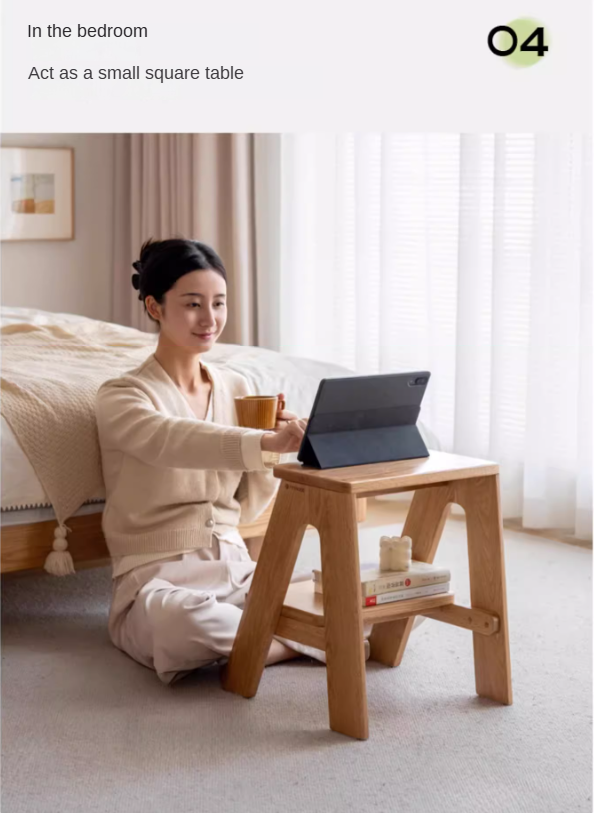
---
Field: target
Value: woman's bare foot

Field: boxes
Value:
[220,640,300,689]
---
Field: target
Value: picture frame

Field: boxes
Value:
[1,147,74,241]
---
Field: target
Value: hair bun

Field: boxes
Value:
[131,259,143,293]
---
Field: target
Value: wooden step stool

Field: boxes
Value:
[222,451,513,740]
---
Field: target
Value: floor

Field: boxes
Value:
[2,500,592,813]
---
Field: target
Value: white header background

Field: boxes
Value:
[2,0,592,132]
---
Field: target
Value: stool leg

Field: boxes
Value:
[457,475,513,705]
[369,483,454,667]
[221,483,309,698]
[315,490,369,740]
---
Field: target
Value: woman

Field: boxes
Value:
[96,238,310,684]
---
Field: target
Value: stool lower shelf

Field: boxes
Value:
[274,580,455,650]
[223,457,513,739]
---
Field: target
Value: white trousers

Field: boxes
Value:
[109,538,423,685]
[108,538,267,684]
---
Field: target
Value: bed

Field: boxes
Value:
[1,307,440,574]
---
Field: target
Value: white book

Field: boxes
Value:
[363,581,451,607]
[312,560,451,598]
[314,579,452,607]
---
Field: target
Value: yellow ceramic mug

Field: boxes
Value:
[235,395,286,429]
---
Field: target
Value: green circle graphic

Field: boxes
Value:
[495,18,549,68]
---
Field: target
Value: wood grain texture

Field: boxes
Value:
[281,581,455,626]
[421,603,500,636]
[1,512,109,573]
[221,483,309,698]
[274,616,327,650]
[369,483,455,666]
[222,459,513,739]
[314,490,369,739]
[369,475,512,704]
[2,508,275,573]
[1,497,367,574]
[456,475,513,704]
[355,497,367,522]
[273,450,498,495]
[1,500,275,574]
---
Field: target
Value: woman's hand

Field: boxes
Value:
[260,394,308,454]
[261,419,308,454]
[274,392,300,430]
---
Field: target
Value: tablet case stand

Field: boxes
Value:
[298,424,429,469]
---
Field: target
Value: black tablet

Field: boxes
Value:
[297,371,431,469]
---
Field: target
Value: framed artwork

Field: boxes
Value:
[1,147,74,241]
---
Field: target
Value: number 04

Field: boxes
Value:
[488,26,548,57]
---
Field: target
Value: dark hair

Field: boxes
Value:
[131,238,227,322]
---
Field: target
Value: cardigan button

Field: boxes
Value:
[205,519,214,528]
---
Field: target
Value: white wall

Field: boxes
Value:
[1,134,115,321]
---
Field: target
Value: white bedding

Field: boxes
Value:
[1,307,441,523]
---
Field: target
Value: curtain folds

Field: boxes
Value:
[110,131,592,538]
[112,134,257,345]
[267,133,592,539]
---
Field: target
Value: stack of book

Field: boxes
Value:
[312,560,451,607]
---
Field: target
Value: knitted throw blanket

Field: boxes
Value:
[1,321,157,526]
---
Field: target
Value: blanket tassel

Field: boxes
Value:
[44,524,75,576]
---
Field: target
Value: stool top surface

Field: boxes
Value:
[273,450,498,495]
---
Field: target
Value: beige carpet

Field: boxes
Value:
[2,502,592,813]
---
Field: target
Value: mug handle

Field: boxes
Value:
[277,397,286,411]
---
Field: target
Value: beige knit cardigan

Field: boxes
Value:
[95,353,279,557]
[1,320,279,572]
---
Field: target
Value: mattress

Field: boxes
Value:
[1,307,441,525]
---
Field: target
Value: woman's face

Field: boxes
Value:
[148,269,228,351]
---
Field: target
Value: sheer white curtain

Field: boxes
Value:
[257,133,592,538]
